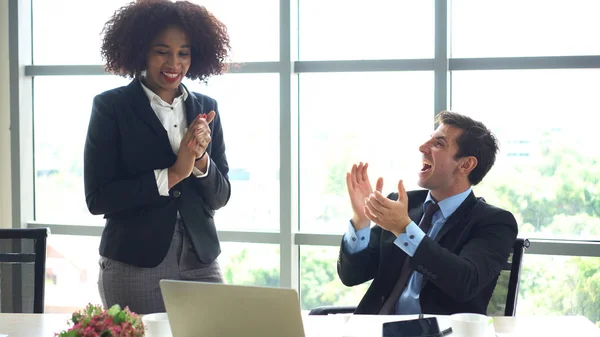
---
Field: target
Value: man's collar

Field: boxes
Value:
[424,187,473,219]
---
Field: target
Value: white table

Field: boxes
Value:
[304,314,600,337]
[1,313,598,337]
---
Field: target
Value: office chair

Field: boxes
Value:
[308,238,530,316]
[0,228,49,313]
[502,238,530,316]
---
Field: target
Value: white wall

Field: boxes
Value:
[0,1,12,229]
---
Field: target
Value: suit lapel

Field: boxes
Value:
[182,83,204,125]
[419,192,478,292]
[126,79,170,143]
[434,191,478,242]
[125,80,205,157]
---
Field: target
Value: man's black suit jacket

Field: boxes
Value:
[338,190,518,315]
[84,79,231,268]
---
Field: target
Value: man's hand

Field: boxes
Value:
[346,162,383,230]
[364,179,411,236]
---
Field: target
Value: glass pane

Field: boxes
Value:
[299,0,434,60]
[44,236,279,313]
[451,0,600,57]
[184,74,280,231]
[32,0,277,65]
[221,243,280,287]
[451,70,600,240]
[187,0,278,62]
[299,72,433,233]
[300,246,370,310]
[518,254,600,326]
[34,75,131,225]
[45,235,102,313]
[34,74,279,231]
[32,0,130,65]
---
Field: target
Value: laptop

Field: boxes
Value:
[160,279,306,337]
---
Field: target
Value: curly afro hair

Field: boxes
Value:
[101,0,231,81]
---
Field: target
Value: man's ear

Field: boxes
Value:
[459,156,478,174]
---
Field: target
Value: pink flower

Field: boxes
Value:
[55,304,145,337]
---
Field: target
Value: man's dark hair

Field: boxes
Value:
[101,0,230,81]
[435,111,499,185]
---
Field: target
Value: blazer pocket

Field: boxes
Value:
[98,256,114,271]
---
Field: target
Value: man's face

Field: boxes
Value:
[417,124,466,198]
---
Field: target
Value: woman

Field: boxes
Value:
[83,0,231,314]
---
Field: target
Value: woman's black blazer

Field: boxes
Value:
[84,79,231,268]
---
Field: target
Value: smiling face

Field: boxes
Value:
[417,123,477,201]
[143,25,191,103]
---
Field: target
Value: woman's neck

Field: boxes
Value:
[141,77,179,104]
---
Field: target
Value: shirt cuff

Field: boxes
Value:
[343,220,371,254]
[394,222,425,257]
[154,169,169,196]
[192,154,211,178]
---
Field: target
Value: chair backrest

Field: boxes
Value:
[310,238,530,316]
[0,228,49,313]
[486,238,530,316]
[503,238,530,316]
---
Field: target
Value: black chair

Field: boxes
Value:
[308,238,530,316]
[0,228,49,313]
[499,238,530,316]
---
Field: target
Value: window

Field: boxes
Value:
[32,0,131,65]
[298,72,433,232]
[34,75,131,225]
[32,0,278,65]
[518,255,600,325]
[44,235,279,313]
[221,243,280,287]
[184,74,280,231]
[299,246,370,310]
[451,0,600,57]
[451,69,600,240]
[45,235,103,313]
[299,0,434,60]
[188,0,279,62]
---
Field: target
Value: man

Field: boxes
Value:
[338,111,518,315]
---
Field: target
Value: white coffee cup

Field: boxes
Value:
[142,312,172,337]
[450,313,491,337]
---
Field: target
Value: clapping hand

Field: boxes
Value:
[364,179,412,236]
[184,110,216,159]
[172,111,216,180]
[346,162,383,230]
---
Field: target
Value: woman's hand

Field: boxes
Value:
[187,110,216,159]
[168,111,216,187]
